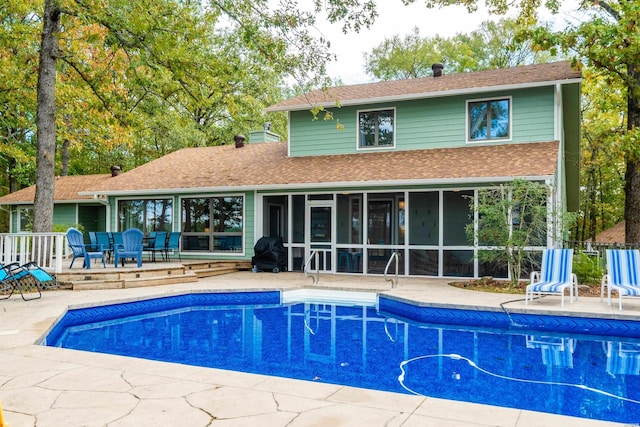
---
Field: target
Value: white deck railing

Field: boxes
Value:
[0,232,67,273]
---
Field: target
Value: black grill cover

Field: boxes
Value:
[251,236,287,272]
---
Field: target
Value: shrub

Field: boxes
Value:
[573,252,603,286]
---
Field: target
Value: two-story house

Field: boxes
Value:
[0,61,581,279]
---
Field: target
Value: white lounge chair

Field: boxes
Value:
[526,335,576,368]
[604,341,640,376]
[601,249,640,310]
[526,248,577,307]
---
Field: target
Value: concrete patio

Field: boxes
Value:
[0,272,637,427]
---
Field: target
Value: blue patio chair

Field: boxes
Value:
[166,232,181,261]
[88,231,97,247]
[113,228,144,267]
[0,262,40,301]
[525,248,577,307]
[0,261,58,301]
[143,231,156,260]
[95,232,112,259]
[67,227,106,269]
[14,261,59,290]
[111,232,124,251]
[146,231,167,262]
[601,249,640,311]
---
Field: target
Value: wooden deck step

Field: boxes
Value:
[123,272,199,288]
[59,259,248,290]
[194,266,239,278]
[72,280,125,290]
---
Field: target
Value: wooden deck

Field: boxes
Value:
[55,259,253,290]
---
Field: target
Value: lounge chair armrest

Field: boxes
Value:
[530,271,540,283]
[1,262,21,270]
[20,261,38,269]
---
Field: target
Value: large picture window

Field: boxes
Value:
[181,196,243,253]
[118,199,172,233]
[468,98,510,141]
[358,109,395,148]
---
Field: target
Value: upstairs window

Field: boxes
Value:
[358,108,395,149]
[467,98,510,142]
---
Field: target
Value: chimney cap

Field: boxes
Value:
[234,134,246,148]
[432,63,444,77]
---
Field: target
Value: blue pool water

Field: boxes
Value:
[46,291,640,424]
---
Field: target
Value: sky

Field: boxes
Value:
[310,0,584,85]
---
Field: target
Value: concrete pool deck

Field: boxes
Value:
[1,272,638,427]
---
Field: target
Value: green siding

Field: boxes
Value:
[78,205,107,232]
[241,192,254,259]
[53,204,77,227]
[562,83,581,212]
[289,87,556,156]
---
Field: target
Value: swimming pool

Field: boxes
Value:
[45,290,640,424]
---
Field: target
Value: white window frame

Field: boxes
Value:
[356,107,396,150]
[466,96,512,143]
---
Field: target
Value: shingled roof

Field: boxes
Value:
[266,61,581,112]
[0,174,112,204]
[79,141,560,196]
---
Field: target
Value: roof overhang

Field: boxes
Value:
[79,174,555,198]
[0,199,99,206]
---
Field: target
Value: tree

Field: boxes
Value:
[526,1,640,244]
[33,0,61,232]
[574,68,626,241]
[364,27,443,80]
[364,18,557,80]
[15,0,338,231]
[467,180,566,286]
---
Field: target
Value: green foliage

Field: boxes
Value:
[52,223,84,233]
[572,251,604,286]
[573,68,626,241]
[364,18,561,80]
[1,0,338,220]
[467,180,561,285]
[520,0,640,242]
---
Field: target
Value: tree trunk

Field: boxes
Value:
[61,138,69,176]
[8,156,19,193]
[625,158,640,244]
[33,0,60,233]
[624,63,640,245]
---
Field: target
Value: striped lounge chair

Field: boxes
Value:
[605,341,640,376]
[601,249,640,310]
[526,335,576,368]
[526,248,577,307]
